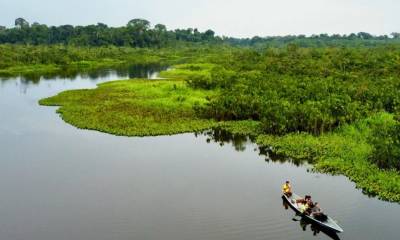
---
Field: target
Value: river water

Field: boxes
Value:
[0,66,399,240]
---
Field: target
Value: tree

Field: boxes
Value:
[15,17,29,28]
[357,32,373,39]
[127,19,150,32]
[204,29,215,39]
[369,118,400,170]
[250,36,263,45]
[126,19,152,47]
[30,22,49,44]
[154,24,167,32]
[97,22,108,29]
[152,24,168,47]
[391,32,400,39]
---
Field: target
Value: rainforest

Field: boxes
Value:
[1,18,400,201]
[1,17,400,240]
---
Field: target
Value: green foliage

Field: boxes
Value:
[196,46,400,136]
[0,64,60,76]
[257,113,400,202]
[0,45,167,69]
[216,120,263,137]
[158,63,214,80]
[2,18,400,48]
[0,45,230,76]
[0,19,222,47]
[39,79,217,136]
[226,33,400,48]
[31,43,400,202]
[368,115,400,170]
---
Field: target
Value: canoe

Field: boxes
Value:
[282,193,344,233]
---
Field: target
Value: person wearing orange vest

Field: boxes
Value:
[282,180,292,197]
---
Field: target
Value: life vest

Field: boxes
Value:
[299,204,307,213]
[282,184,291,193]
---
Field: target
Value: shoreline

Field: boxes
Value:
[38,75,400,202]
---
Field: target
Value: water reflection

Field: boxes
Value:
[298,218,341,240]
[198,128,307,166]
[0,63,168,84]
[2,64,400,240]
[282,199,341,240]
[195,128,252,152]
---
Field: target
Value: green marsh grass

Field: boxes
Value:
[40,79,217,136]
[158,63,215,80]
[257,112,400,202]
[38,55,400,203]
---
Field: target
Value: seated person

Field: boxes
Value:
[304,201,314,215]
[299,203,308,213]
[311,202,321,214]
[311,202,328,221]
[296,195,311,204]
[297,196,314,215]
[282,181,292,197]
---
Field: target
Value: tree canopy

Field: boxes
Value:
[1,18,400,47]
[0,18,221,47]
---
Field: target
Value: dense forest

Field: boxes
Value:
[0,18,219,47]
[1,18,400,47]
[0,44,175,69]
[36,43,400,201]
[1,17,400,187]
[163,46,400,171]
[192,46,400,133]
[225,32,400,48]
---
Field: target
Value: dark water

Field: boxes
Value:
[0,66,399,240]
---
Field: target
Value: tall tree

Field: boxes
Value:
[127,19,150,32]
[391,32,400,39]
[15,17,29,28]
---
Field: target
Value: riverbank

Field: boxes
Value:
[39,79,217,136]
[0,60,129,77]
[0,58,168,79]
[214,115,400,202]
[208,114,400,202]
[39,77,400,202]
[256,113,400,202]
[0,45,205,78]
[38,57,400,203]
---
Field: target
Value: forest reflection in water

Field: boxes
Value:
[197,127,342,240]
[0,63,167,83]
[196,127,308,166]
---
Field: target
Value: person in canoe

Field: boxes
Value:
[311,202,328,221]
[311,202,321,214]
[295,195,312,204]
[282,180,292,197]
[296,195,313,215]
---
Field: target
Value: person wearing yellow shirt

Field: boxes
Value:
[282,180,292,197]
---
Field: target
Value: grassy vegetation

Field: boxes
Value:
[0,64,61,76]
[36,44,400,203]
[256,113,400,202]
[39,79,217,136]
[0,59,129,77]
[0,44,237,77]
[0,45,157,67]
[158,52,400,202]
[158,63,215,80]
[216,120,262,137]
[39,76,400,201]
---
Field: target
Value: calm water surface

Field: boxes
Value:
[0,66,399,240]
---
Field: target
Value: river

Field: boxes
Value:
[0,65,399,240]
